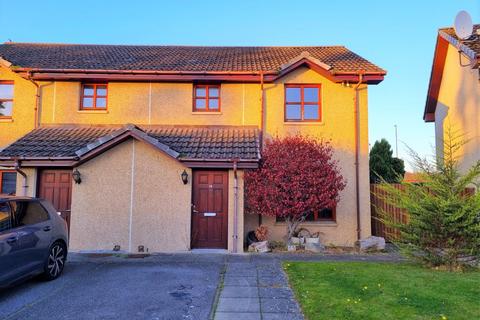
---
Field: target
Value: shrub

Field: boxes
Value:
[245,135,346,241]
[377,128,480,270]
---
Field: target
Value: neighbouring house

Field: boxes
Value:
[424,24,480,171]
[0,43,385,252]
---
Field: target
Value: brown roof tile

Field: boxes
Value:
[0,43,384,74]
[440,24,480,59]
[0,125,260,161]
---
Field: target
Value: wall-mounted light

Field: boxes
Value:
[181,170,189,185]
[72,169,82,184]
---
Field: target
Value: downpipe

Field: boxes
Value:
[354,72,364,241]
[26,71,41,129]
[232,159,239,253]
[14,160,28,196]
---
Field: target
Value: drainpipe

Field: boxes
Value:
[14,160,28,196]
[258,72,265,227]
[232,159,239,253]
[353,72,364,241]
[26,71,41,129]
[259,71,265,150]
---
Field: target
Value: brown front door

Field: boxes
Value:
[191,171,228,249]
[38,169,72,231]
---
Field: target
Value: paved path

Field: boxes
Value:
[214,255,304,320]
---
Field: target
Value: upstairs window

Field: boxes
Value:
[0,170,16,195]
[81,84,108,110]
[0,81,14,118]
[285,84,321,122]
[193,84,220,112]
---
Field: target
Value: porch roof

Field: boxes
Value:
[0,124,261,167]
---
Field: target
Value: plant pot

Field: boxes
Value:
[287,244,297,252]
[291,237,301,245]
[305,237,320,244]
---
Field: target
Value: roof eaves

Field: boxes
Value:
[0,56,12,68]
[75,124,180,160]
[439,30,478,63]
[278,51,332,72]
[424,34,450,122]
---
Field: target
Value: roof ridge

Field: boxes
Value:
[1,42,346,49]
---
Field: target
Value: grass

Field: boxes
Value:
[284,261,480,320]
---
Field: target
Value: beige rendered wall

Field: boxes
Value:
[434,43,480,172]
[130,140,191,252]
[254,67,371,246]
[0,66,38,149]
[38,81,261,126]
[2,63,372,247]
[70,138,192,252]
[14,167,37,197]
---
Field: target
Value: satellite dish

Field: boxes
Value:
[454,10,473,40]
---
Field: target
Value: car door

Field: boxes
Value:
[9,200,52,274]
[0,201,21,286]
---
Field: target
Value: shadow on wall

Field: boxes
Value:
[437,62,480,171]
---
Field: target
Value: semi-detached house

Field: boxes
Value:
[0,43,385,252]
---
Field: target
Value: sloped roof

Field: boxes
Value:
[0,125,260,161]
[440,24,480,59]
[424,24,480,122]
[0,43,385,74]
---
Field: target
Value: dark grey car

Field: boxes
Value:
[0,197,69,288]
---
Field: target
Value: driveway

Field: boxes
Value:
[0,253,225,320]
[0,251,401,320]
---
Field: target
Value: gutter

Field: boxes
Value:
[353,72,364,241]
[14,160,28,196]
[15,67,384,84]
[15,67,277,76]
[260,72,265,149]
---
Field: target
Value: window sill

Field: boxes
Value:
[191,112,222,115]
[284,121,324,126]
[77,110,109,114]
[0,118,13,123]
[275,221,337,227]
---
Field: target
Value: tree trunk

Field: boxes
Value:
[285,215,305,243]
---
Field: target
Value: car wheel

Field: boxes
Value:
[43,242,67,281]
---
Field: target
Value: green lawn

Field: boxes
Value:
[284,262,480,320]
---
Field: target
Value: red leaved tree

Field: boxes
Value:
[245,135,346,241]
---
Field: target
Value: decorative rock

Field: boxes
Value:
[248,241,270,253]
[305,237,320,244]
[287,244,297,252]
[305,242,325,253]
[291,237,304,245]
[357,236,386,251]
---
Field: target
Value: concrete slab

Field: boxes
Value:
[221,286,259,298]
[223,276,257,287]
[216,297,261,313]
[215,312,262,320]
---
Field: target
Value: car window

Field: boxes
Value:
[11,200,49,227]
[0,202,12,232]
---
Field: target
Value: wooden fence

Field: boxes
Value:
[370,184,407,241]
[370,184,475,241]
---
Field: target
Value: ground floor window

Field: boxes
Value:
[0,170,16,195]
[276,208,335,222]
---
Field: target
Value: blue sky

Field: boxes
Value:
[1,0,479,170]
